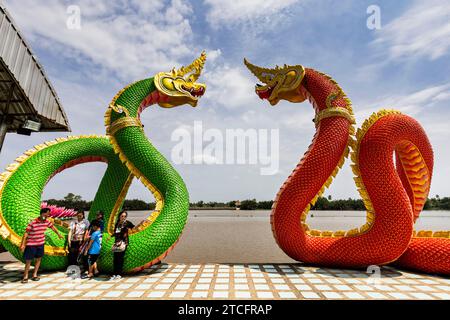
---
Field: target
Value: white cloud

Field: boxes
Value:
[192,153,219,165]
[203,64,256,110]
[204,0,300,28]
[128,0,165,15]
[372,0,450,61]
[356,83,450,121]
[207,49,222,63]
[4,0,196,80]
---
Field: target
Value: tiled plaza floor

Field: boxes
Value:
[0,262,449,300]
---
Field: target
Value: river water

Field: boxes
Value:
[129,210,450,231]
[129,210,450,263]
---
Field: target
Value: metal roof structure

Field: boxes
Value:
[0,5,70,133]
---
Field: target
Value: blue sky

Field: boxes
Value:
[1,0,449,202]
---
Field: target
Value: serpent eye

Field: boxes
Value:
[283,71,297,86]
[162,77,175,91]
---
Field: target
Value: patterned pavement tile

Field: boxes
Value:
[0,262,449,300]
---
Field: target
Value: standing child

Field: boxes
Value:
[83,220,102,279]
[88,211,105,234]
[80,210,105,272]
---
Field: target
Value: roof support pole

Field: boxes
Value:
[0,115,9,153]
[0,81,15,153]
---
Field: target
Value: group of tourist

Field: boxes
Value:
[20,208,135,283]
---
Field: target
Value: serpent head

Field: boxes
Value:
[244,58,306,106]
[154,51,207,108]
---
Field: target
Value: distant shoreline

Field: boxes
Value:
[45,195,450,212]
[190,207,235,210]
[182,208,450,211]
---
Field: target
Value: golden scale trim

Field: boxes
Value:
[303,77,446,240]
[104,52,207,235]
[299,71,379,238]
[104,83,164,236]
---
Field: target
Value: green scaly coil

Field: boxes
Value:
[0,77,189,272]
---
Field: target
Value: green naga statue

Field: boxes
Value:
[0,52,207,273]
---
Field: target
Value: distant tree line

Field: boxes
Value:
[424,195,450,210]
[190,200,237,209]
[45,193,155,212]
[45,193,450,211]
[232,196,450,211]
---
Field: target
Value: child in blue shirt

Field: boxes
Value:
[83,220,102,279]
